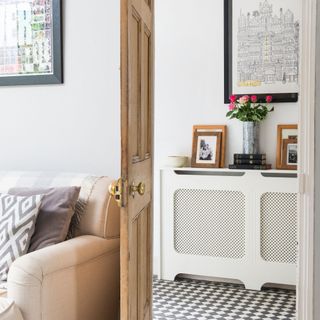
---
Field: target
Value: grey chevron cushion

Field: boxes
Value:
[0,194,42,282]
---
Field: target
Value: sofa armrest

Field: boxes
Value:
[7,236,120,320]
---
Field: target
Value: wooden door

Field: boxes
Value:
[120,0,154,319]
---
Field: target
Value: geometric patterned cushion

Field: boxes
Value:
[0,172,100,239]
[0,194,42,283]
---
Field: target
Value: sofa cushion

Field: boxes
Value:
[0,288,6,298]
[9,187,81,252]
[0,298,23,320]
[0,194,42,283]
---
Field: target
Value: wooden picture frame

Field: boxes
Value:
[276,124,298,170]
[224,0,299,103]
[192,125,227,168]
[281,138,298,170]
[191,131,222,168]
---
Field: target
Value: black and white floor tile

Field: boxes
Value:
[153,278,296,320]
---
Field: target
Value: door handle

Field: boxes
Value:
[130,181,145,198]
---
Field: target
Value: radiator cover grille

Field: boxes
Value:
[173,189,246,259]
[260,192,298,264]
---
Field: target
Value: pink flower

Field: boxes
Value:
[229,103,236,111]
[229,95,237,103]
[239,95,250,104]
[266,95,273,103]
[251,95,258,103]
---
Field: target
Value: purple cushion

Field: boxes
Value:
[9,186,81,252]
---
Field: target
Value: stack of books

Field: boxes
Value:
[229,154,272,170]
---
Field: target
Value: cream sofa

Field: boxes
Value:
[1,176,120,320]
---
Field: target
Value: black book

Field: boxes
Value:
[229,164,272,170]
[234,154,267,160]
[234,159,267,165]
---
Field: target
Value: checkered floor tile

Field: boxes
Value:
[153,278,296,320]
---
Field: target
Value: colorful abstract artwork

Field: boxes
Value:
[0,0,62,85]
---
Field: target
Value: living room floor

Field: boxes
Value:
[153,278,296,320]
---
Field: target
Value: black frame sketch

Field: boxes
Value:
[0,0,63,86]
[224,0,299,104]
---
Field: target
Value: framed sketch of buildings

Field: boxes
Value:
[0,0,62,86]
[224,0,299,103]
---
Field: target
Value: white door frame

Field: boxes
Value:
[298,0,316,318]
[153,0,316,316]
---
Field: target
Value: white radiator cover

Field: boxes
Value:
[160,168,298,290]
[174,189,246,259]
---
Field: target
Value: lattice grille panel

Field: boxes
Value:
[174,189,246,259]
[260,192,298,264]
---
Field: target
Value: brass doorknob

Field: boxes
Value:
[130,182,145,197]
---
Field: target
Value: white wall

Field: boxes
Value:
[0,1,120,177]
[153,0,299,275]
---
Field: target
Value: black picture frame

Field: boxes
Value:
[0,0,63,86]
[224,0,298,104]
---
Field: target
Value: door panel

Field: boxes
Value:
[128,206,151,320]
[129,218,138,320]
[142,26,151,158]
[130,10,142,162]
[121,0,154,319]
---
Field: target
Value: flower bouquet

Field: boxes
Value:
[226,95,274,154]
[226,95,274,122]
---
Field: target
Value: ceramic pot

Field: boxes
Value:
[164,156,188,168]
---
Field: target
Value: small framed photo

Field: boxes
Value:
[276,124,298,170]
[191,131,222,168]
[282,139,298,170]
[192,125,227,168]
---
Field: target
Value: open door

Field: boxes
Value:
[111,0,154,319]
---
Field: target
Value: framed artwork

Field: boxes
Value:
[276,124,298,170]
[282,138,298,170]
[224,0,300,103]
[191,131,222,169]
[0,0,63,86]
[192,125,227,168]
